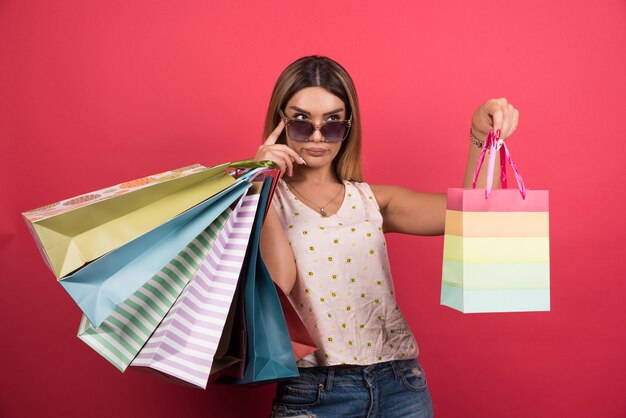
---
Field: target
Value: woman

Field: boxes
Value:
[254,56,518,418]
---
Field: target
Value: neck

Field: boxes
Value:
[288,165,341,185]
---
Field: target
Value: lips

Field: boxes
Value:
[303,148,330,157]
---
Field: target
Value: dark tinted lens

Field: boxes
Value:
[321,121,349,142]
[287,120,314,141]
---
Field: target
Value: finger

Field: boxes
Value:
[263,120,285,145]
[269,149,295,176]
[508,108,519,139]
[274,144,306,164]
[491,106,504,134]
[281,151,295,177]
[257,145,300,170]
[500,105,512,139]
[513,108,519,133]
[292,149,306,165]
[270,154,286,175]
[482,99,500,121]
[503,104,520,139]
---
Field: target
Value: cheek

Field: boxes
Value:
[330,143,343,157]
[285,139,303,152]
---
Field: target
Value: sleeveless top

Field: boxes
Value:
[272,179,419,367]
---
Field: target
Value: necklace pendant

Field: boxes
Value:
[320,208,327,217]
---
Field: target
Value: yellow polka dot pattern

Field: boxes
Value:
[272,179,419,367]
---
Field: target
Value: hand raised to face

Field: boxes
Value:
[254,120,306,177]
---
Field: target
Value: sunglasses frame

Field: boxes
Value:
[279,109,352,143]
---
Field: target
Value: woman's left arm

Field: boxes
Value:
[372,98,519,236]
[370,185,447,235]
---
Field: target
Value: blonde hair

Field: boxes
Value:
[263,56,363,182]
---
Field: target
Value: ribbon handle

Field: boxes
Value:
[228,159,277,169]
[227,159,278,180]
[471,130,526,199]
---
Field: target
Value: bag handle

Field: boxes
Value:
[227,159,277,181]
[472,130,527,199]
[228,159,277,169]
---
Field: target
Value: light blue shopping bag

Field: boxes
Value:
[61,180,251,327]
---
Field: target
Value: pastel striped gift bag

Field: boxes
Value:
[76,207,233,371]
[441,130,550,313]
[131,190,260,388]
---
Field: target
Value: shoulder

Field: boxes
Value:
[346,181,419,212]
[346,181,381,210]
[366,183,435,213]
[367,184,400,212]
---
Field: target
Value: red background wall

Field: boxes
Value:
[1,1,624,417]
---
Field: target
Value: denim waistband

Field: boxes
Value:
[279,358,420,390]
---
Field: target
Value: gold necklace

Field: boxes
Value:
[287,181,344,217]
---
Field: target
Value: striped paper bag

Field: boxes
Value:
[441,130,550,313]
[130,190,260,388]
[77,207,233,371]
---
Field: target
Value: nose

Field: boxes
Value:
[308,125,325,143]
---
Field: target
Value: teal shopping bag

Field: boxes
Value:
[233,176,300,384]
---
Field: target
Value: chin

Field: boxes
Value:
[303,154,336,166]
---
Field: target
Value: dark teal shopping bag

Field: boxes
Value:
[233,176,300,384]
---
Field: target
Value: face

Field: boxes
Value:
[282,86,348,169]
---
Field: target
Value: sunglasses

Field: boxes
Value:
[279,109,352,143]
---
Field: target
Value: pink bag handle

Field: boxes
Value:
[472,130,527,199]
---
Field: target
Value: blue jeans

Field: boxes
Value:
[271,358,434,418]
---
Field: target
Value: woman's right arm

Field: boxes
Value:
[260,205,297,296]
[255,120,304,296]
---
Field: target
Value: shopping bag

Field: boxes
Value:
[22,164,235,279]
[211,277,317,384]
[276,286,317,361]
[232,177,300,384]
[251,168,316,361]
[77,206,233,371]
[441,130,550,313]
[61,180,251,327]
[208,281,246,378]
[130,188,261,389]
